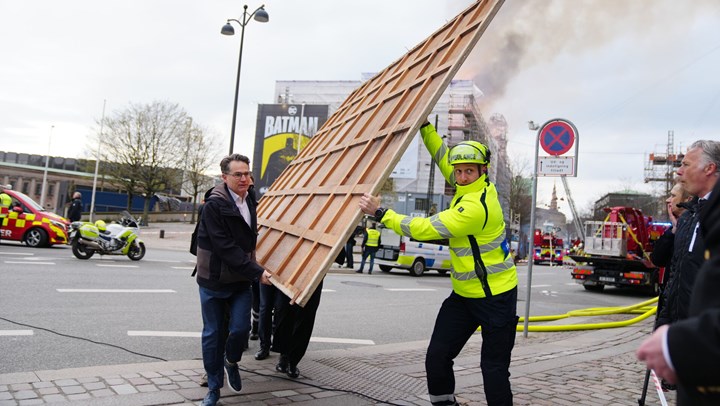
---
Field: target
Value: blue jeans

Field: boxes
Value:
[358,246,378,273]
[199,285,252,391]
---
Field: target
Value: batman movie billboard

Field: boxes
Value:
[252,104,329,195]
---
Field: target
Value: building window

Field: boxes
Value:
[415,198,429,212]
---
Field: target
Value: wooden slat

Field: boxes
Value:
[256,0,505,306]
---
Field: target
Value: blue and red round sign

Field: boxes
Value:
[539,119,576,156]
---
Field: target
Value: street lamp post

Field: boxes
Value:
[221,4,269,155]
[40,125,54,208]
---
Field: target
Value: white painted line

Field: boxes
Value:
[95,264,138,268]
[57,289,176,293]
[144,259,186,264]
[128,331,200,338]
[321,289,336,292]
[4,261,55,265]
[532,284,551,288]
[385,288,436,292]
[310,337,375,345]
[0,252,34,256]
[0,330,33,336]
[171,266,195,270]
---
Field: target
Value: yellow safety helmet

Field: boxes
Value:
[448,141,490,166]
[95,220,107,232]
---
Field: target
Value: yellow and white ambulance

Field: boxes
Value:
[374,227,452,276]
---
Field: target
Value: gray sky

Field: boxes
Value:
[1,0,719,217]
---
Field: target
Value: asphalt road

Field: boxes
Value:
[0,242,652,375]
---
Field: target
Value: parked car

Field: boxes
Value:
[374,227,451,276]
[0,189,70,247]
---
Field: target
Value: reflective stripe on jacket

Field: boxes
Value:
[365,228,380,247]
[380,124,518,298]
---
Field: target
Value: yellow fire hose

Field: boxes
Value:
[512,296,658,332]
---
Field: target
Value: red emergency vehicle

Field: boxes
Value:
[0,189,70,247]
[532,223,564,265]
[569,206,669,294]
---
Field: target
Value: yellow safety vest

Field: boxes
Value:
[380,124,518,298]
[0,193,11,219]
[366,228,380,247]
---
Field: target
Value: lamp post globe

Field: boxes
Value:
[222,4,269,155]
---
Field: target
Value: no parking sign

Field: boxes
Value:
[537,119,578,177]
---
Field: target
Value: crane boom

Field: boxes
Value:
[561,175,584,241]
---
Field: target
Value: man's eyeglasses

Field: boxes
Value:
[225,171,251,179]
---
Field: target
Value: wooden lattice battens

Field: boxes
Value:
[255,0,505,306]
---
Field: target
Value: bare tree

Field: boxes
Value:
[506,157,532,232]
[181,122,221,223]
[95,101,189,223]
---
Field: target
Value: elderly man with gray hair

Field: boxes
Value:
[637,139,720,405]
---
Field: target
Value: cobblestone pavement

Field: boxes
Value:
[0,223,675,405]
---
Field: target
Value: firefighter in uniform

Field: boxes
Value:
[360,122,519,406]
[0,185,12,243]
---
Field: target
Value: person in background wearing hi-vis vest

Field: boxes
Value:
[356,223,381,274]
[0,185,12,244]
[360,120,518,406]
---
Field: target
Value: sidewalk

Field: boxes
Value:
[0,321,673,406]
[0,223,674,405]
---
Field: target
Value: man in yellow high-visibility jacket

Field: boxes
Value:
[0,185,12,243]
[360,121,518,406]
[357,223,381,274]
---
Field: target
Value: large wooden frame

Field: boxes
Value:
[255,0,505,306]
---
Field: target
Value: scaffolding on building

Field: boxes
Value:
[447,94,490,144]
[643,130,685,220]
[644,130,684,199]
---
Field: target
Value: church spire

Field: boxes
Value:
[550,183,558,211]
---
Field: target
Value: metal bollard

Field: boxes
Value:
[159,230,165,239]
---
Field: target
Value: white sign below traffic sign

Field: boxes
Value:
[538,156,575,176]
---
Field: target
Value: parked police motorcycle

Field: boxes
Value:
[69,211,145,261]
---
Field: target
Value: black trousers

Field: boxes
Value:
[258,282,280,350]
[426,288,518,406]
[251,280,260,333]
[272,279,324,366]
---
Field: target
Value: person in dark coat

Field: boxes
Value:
[195,154,272,406]
[344,231,357,269]
[637,142,720,406]
[272,278,324,379]
[653,141,719,327]
[67,192,83,222]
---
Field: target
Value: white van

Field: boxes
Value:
[374,227,452,276]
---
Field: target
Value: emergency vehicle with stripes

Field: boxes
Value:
[375,227,452,277]
[0,189,70,247]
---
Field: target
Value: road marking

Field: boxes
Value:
[532,284,551,288]
[57,289,176,293]
[322,289,336,292]
[385,288,436,292]
[0,252,34,256]
[128,331,200,338]
[4,261,55,265]
[171,266,195,270]
[0,330,33,336]
[144,259,187,264]
[95,264,138,268]
[310,337,375,345]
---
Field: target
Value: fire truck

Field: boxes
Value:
[569,206,669,294]
[533,222,564,265]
